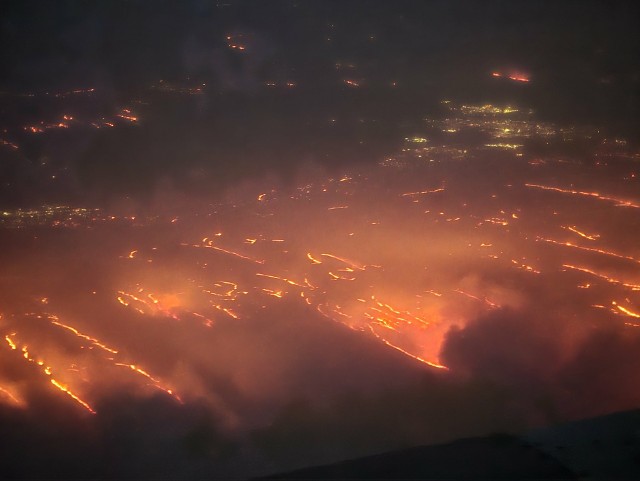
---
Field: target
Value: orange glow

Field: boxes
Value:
[320,253,366,270]
[4,96,640,435]
[116,110,138,122]
[367,326,447,370]
[526,183,640,209]
[202,240,265,264]
[539,237,640,265]
[401,187,445,197]
[50,379,96,414]
[4,335,17,350]
[307,253,322,264]
[115,363,158,382]
[454,289,500,309]
[0,386,24,408]
[562,264,640,290]
[562,226,600,241]
[613,302,640,319]
[256,273,306,287]
[510,259,541,274]
[50,317,119,354]
[491,70,530,82]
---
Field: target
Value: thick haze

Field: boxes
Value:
[0,1,639,479]
[1,0,640,205]
[2,121,640,477]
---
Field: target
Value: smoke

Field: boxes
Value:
[2,102,640,478]
[441,306,640,422]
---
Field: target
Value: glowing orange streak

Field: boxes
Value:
[368,308,400,322]
[328,271,356,281]
[262,289,284,298]
[114,363,183,402]
[375,301,400,314]
[562,226,599,241]
[115,363,158,382]
[4,335,16,350]
[0,386,23,407]
[9,335,96,412]
[50,379,95,414]
[510,259,541,274]
[50,320,118,354]
[454,289,499,308]
[116,113,138,122]
[203,244,265,264]
[539,238,640,265]
[484,218,509,226]
[202,280,239,299]
[370,316,399,332]
[307,253,322,264]
[211,305,239,319]
[612,302,640,318]
[315,304,361,331]
[525,183,640,208]
[203,289,229,298]
[128,250,138,258]
[118,291,152,308]
[562,264,640,290]
[366,326,447,370]
[304,278,317,289]
[370,300,431,328]
[321,253,365,270]
[371,311,410,327]
[222,307,239,319]
[331,306,353,319]
[191,312,214,327]
[256,273,305,287]
[412,315,431,327]
[151,384,184,404]
[401,187,445,197]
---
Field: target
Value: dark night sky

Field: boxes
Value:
[1,0,639,205]
[2,0,639,91]
[2,3,640,479]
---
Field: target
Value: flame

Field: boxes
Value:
[50,379,96,414]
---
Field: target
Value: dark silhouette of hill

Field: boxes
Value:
[259,408,640,480]
[527,408,640,479]
[257,433,578,480]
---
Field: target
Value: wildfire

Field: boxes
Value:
[2,99,639,426]
[50,379,96,414]
[526,183,640,209]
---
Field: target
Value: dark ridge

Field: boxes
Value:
[256,433,578,480]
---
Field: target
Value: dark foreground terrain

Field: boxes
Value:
[260,409,640,480]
